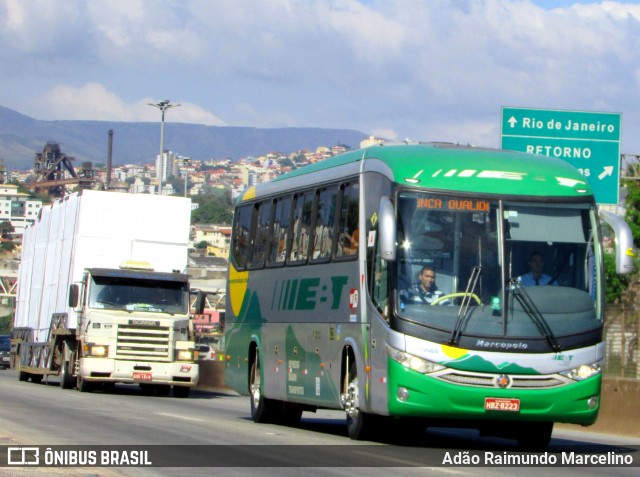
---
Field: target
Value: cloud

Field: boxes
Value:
[1,0,640,152]
[38,83,225,125]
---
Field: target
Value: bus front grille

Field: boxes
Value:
[434,370,569,389]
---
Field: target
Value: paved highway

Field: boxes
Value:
[0,369,638,476]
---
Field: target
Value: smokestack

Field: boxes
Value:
[107,129,113,189]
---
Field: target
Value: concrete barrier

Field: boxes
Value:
[196,365,640,437]
[565,377,640,438]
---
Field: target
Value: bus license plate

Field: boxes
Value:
[133,372,152,381]
[484,398,520,412]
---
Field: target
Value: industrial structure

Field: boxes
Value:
[32,142,95,197]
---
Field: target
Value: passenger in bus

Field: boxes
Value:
[400,265,447,304]
[518,252,556,286]
[341,227,359,255]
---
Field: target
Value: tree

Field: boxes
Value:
[0,221,14,239]
[623,178,640,248]
[191,190,234,225]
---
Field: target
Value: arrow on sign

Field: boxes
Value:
[598,166,614,180]
[508,116,518,128]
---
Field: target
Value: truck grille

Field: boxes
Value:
[116,324,171,361]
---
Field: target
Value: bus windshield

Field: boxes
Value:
[394,191,601,352]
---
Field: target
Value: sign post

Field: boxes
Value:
[500,107,621,204]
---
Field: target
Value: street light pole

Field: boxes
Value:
[148,99,180,195]
[183,158,190,198]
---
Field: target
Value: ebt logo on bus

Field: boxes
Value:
[272,276,349,311]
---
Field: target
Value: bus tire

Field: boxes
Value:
[342,356,374,440]
[249,351,278,423]
[517,422,553,451]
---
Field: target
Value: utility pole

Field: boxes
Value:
[148,100,180,195]
[183,158,190,198]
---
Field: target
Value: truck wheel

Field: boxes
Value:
[60,344,75,389]
[18,371,29,382]
[173,386,191,398]
[77,374,93,392]
[30,374,43,384]
[154,385,171,397]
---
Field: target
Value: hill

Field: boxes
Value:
[0,105,369,170]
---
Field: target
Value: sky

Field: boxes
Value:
[1,0,639,155]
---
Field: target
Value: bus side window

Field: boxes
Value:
[268,196,292,266]
[249,201,272,269]
[311,186,338,262]
[337,182,359,258]
[289,191,314,263]
[232,204,254,270]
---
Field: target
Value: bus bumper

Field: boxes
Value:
[387,359,600,425]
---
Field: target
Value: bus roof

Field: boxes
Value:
[249,143,593,200]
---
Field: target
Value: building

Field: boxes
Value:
[0,184,42,239]
[191,224,232,257]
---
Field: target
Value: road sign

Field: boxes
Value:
[500,107,621,204]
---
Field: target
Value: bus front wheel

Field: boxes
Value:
[342,358,375,440]
[249,351,277,423]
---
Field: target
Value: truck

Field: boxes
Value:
[12,190,198,397]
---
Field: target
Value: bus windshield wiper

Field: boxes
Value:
[508,278,562,352]
[449,266,482,346]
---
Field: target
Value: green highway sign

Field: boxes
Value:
[500,107,621,205]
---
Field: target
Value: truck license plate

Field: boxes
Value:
[484,397,520,412]
[133,372,152,381]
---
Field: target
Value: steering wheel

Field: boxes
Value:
[431,292,481,306]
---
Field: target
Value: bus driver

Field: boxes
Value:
[400,265,446,304]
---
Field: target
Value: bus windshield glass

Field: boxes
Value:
[88,276,189,315]
[395,191,601,351]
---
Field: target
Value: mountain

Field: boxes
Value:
[0,105,369,170]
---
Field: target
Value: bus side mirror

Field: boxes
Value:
[379,196,396,262]
[599,210,634,274]
[69,284,79,308]
[193,290,206,314]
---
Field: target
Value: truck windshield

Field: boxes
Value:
[394,191,601,353]
[88,276,189,315]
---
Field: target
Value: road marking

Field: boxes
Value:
[156,412,205,423]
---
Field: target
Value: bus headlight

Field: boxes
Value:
[560,361,602,381]
[386,345,445,374]
[176,350,194,361]
[84,344,108,357]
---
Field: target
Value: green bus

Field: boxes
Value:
[223,143,633,449]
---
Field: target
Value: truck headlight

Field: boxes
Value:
[84,344,109,357]
[559,361,602,381]
[176,350,194,361]
[386,345,445,374]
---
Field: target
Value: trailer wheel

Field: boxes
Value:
[18,371,29,382]
[30,374,43,384]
